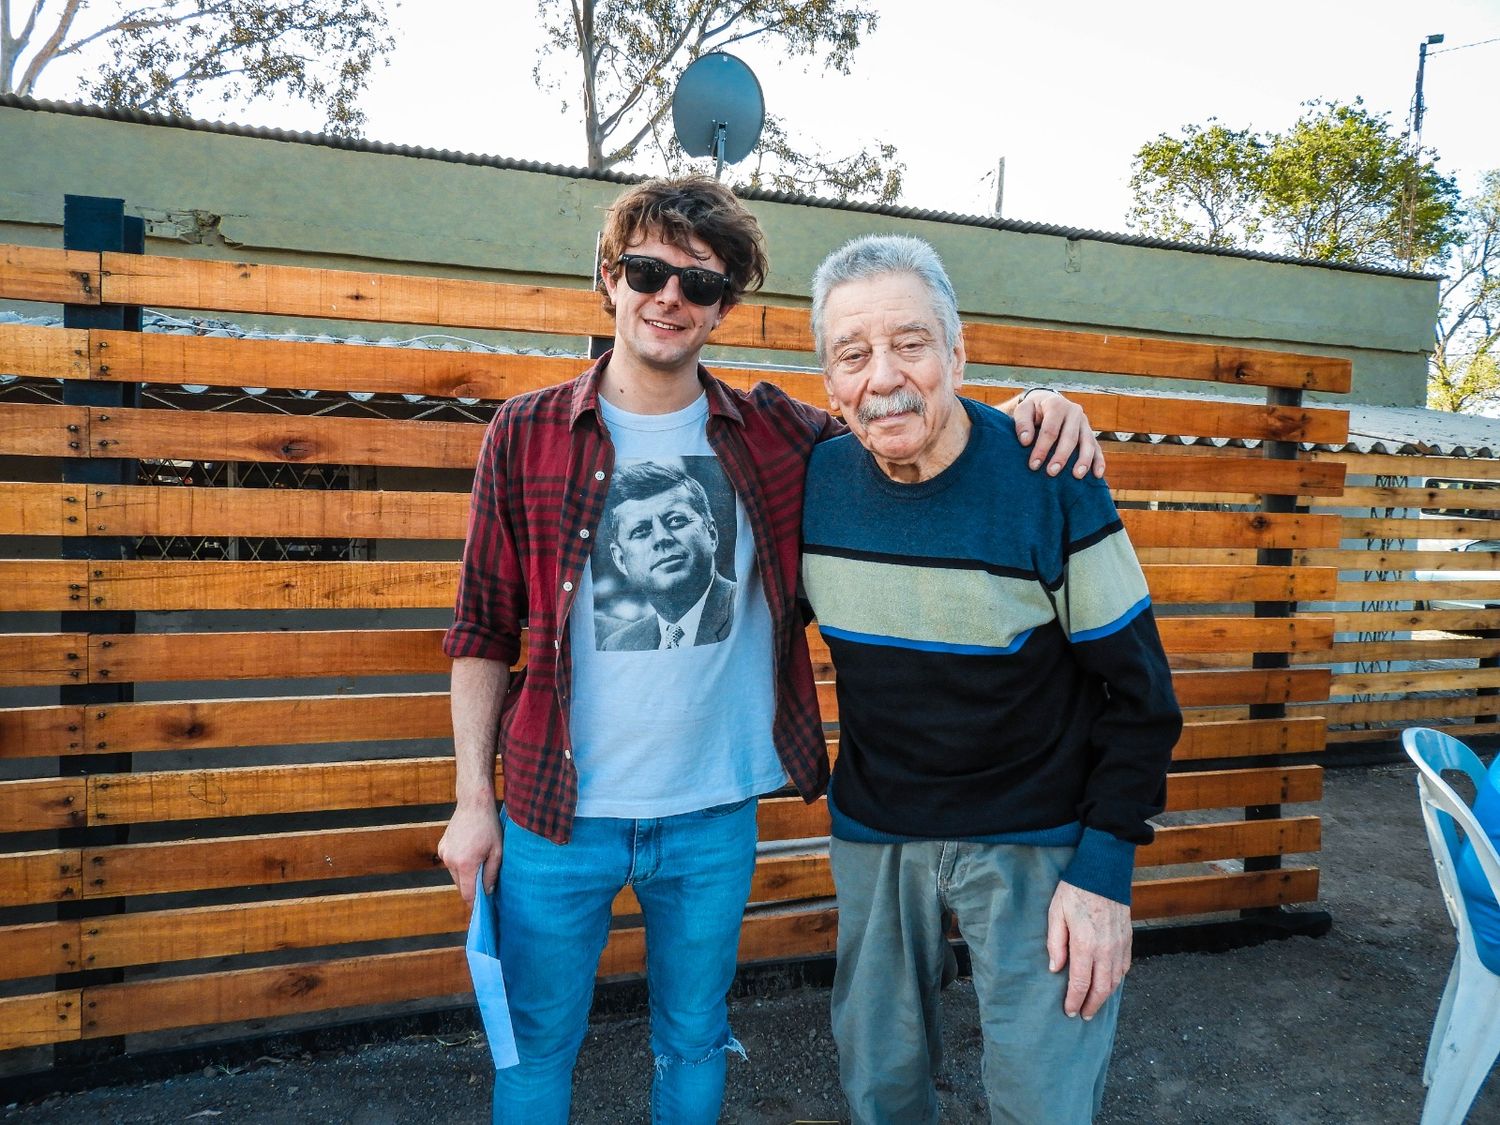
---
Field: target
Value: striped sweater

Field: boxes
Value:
[801,397,1181,904]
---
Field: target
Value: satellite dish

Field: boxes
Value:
[671,52,765,179]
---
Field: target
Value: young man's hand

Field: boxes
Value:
[438,804,504,906]
[1011,390,1106,479]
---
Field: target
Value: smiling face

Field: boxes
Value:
[608,481,719,620]
[602,230,729,387]
[821,272,970,483]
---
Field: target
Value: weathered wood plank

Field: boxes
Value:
[0,778,87,831]
[1307,450,1500,481]
[1133,867,1319,918]
[1171,668,1331,707]
[86,484,468,540]
[1330,666,1500,696]
[1173,717,1325,760]
[0,404,90,458]
[1104,452,1345,496]
[0,483,86,536]
[1345,515,1500,541]
[90,629,449,683]
[0,705,86,757]
[1155,616,1333,655]
[1122,510,1343,550]
[89,694,451,754]
[1164,766,1322,812]
[1299,548,1500,572]
[91,406,483,469]
[0,990,81,1051]
[0,920,80,979]
[0,850,83,907]
[0,560,91,611]
[1138,816,1320,866]
[89,561,457,611]
[0,324,90,379]
[1332,485,1500,513]
[88,758,457,825]
[0,246,98,305]
[1337,578,1500,601]
[1143,565,1337,603]
[1330,607,1500,633]
[0,633,88,687]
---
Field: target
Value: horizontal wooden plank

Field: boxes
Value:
[1164,766,1322,812]
[86,823,442,899]
[0,324,90,379]
[0,403,90,458]
[1301,636,1500,664]
[1123,510,1341,551]
[1171,668,1331,707]
[1143,565,1337,603]
[1105,452,1345,497]
[0,920,80,979]
[0,560,91,611]
[1133,866,1319,919]
[0,245,98,305]
[91,406,483,469]
[1330,666,1500,696]
[90,629,449,684]
[1155,616,1333,655]
[0,990,81,1051]
[0,778,87,831]
[0,482,85,535]
[0,633,88,687]
[0,704,85,758]
[99,252,616,337]
[1173,717,1325,760]
[1330,607,1500,632]
[1345,515,1500,541]
[0,850,82,907]
[1337,578,1500,601]
[89,560,457,611]
[959,321,1351,393]
[1299,549,1500,572]
[757,795,830,842]
[1311,694,1500,725]
[88,758,456,825]
[86,484,468,540]
[1331,485,1500,513]
[89,693,451,754]
[1138,816,1320,867]
[82,946,468,1039]
[1308,450,1500,481]
[1327,719,1500,746]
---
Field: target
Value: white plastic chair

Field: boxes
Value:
[1403,726,1500,1124]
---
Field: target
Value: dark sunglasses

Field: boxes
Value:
[617,254,730,307]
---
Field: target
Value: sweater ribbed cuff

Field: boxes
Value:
[1060,827,1137,905]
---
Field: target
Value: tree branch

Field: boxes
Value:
[14,0,80,95]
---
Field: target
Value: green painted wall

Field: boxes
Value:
[0,104,1439,405]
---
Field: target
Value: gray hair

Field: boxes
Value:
[810,234,962,362]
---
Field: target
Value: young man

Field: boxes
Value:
[801,234,1182,1124]
[438,177,1103,1124]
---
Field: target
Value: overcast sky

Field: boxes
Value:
[342,0,1500,233]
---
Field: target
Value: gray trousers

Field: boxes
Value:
[830,837,1121,1125]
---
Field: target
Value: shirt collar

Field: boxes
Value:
[569,350,745,430]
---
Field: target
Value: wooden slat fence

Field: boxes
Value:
[0,238,1349,1065]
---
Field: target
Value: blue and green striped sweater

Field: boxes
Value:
[801,397,1182,904]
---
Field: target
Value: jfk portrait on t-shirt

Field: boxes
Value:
[595,460,736,651]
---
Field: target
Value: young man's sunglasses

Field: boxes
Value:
[617,254,730,307]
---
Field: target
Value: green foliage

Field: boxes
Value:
[0,1,394,137]
[1126,99,1461,270]
[534,0,903,202]
[1127,121,1266,247]
[1431,170,1500,414]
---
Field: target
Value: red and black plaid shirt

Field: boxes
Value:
[443,354,841,844]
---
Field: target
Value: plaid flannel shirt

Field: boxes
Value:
[443,354,841,843]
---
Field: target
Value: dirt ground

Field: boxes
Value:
[7,763,1497,1124]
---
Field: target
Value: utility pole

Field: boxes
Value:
[1403,33,1444,268]
[992,156,1005,218]
[1413,32,1444,140]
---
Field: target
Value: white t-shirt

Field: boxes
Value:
[567,393,785,817]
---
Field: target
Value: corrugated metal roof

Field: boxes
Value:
[0,93,1440,283]
[2,310,1493,459]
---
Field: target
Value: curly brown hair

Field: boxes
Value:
[598,175,768,313]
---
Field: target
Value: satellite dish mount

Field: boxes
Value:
[672,53,765,179]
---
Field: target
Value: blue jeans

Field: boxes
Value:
[491,798,758,1124]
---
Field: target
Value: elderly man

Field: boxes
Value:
[439,175,1105,1124]
[801,234,1182,1124]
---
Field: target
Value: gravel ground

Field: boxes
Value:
[7,764,1494,1124]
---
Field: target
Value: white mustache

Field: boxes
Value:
[857,388,926,426]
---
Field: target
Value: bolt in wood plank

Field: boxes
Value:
[0,990,81,1051]
[0,705,86,757]
[0,324,90,379]
[0,246,99,304]
[0,920,81,979]
[0,560,91,611]
[0,850,83,907]
[0,404,90,458]
[89,629,449,684]
[0,778,87,830]
[0,633,88,687]
[0,483,86,536]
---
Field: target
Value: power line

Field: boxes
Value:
[1429,35,1500,55]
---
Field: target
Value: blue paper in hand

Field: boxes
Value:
[466,863,520,1070]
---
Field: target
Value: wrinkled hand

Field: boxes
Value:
[1012,390,1106,479]
[437,802,503,906]
[1046,882,1131,1019]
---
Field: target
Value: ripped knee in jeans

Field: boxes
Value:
[652,1033,748,1078]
